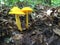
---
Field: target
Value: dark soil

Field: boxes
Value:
[0,4,60,45]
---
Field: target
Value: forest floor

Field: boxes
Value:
[0,4,60,45]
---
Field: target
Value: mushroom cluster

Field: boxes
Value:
[9,7,33,31]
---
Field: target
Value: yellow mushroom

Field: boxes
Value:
[22,7,33,28]
[9,7,25,31]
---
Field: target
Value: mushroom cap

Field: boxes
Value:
[9,11,25,15]
[22,7,33,13]
[9,7,25,15]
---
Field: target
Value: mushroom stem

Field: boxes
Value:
[15,15,22,31]
[26,13,28,28]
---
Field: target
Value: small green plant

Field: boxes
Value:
[51,0,60,7]
[0,0,41,8]
[0,0,60,9]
